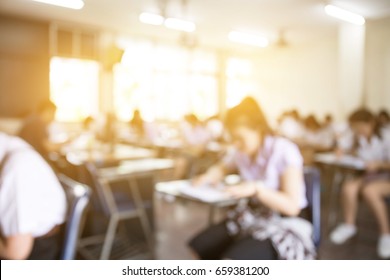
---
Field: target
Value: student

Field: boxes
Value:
[330,108,390,259]
[0,133,66,259]
[129,109,145,138]
[277,109,305,142]
[377,109,390,136]
[303,115,334,151]
[18,100,57,158]
[188,97,315,260]
[181,114,211,147]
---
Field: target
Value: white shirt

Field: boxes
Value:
[278,117,305,140]
[0,133,66,238]
[357,133,390,162]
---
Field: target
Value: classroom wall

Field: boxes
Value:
[250,36,339,125]
[0,14,50,117]
[365,16,390,112]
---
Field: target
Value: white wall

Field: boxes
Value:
[249,37,339,125]
[365,16,390,112]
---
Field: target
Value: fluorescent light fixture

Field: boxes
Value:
[164,18,196,32]
[139,12,164,26]
[228,31,269,47]
[32,0,84,10]
[324,4,365,25]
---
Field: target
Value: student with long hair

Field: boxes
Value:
[188,97,315,260]
[330,108,390,259]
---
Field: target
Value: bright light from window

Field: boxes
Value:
[324,5,365,25]
[32,0,84,10]
[113,39,217,122]
[50,57,99,122]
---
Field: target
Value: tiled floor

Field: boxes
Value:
[153,192,385,260]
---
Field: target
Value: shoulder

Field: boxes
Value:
[272,136,300,152]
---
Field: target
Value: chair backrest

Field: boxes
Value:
[303,166,321,248]
[58,174,91,260]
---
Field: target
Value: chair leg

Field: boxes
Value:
[129,178,154,254]
[100,216,119,260]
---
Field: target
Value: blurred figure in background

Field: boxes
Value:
[377,109,390,136]
[129,109,144,139]
[303,114,334,151]
[174,114,212,179]
[181,114,211,147]
[18,100,57,159]
[0,132,66,259]
[205,115,225,143]
[330,108,390,259]
[277,109,305,142]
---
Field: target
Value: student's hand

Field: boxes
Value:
[192,167,222,187]
[365,161,382,172]
[225,182,258,199]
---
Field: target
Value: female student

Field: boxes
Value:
[188,97,315,260]
[330,108,390,259]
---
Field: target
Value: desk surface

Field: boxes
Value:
[314,153,365,170]
[98,158,175,181]
[65,144,156,165]
[155,180,240,206]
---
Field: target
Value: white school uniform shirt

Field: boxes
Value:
[278,117,305,140]
[0,133,66,238]
[357,133,390,162]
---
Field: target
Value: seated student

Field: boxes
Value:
[205,115,225,143]
[129,109,145,138]
[330,108,390,259]
[277,109,305,142]
[0,133,66,260]
[303,115,334,151]
[188,97,315,260]
[18,100,57,159]
[377,109,390,136]
[181,114,211,147]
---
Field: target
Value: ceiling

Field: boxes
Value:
[1,0,390,49]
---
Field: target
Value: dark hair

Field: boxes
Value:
[305,115,321,131]
[348,108,381,147]
[378,109,390,125]
[224,97,273,137]
[37,100,56,113]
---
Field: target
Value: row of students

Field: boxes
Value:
[277,109,390,153]
[330,108,390,259]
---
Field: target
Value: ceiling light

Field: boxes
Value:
[139,12,164,26]
[228,31,269,47]
[32,0,84,10]
[164,18,196,33]
[324,4,365,25]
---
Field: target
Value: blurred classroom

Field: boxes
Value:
[0,0,390,260]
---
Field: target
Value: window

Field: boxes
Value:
[113,39,218,122]
[226,57,258,108]
[50,57,99,122]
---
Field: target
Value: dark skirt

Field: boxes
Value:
[188,222,277,260]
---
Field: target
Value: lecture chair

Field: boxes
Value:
[58,174,92,260]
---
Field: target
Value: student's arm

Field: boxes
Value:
[193,163,228,186]
[0,234,34,260]
[226,166,302,217]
